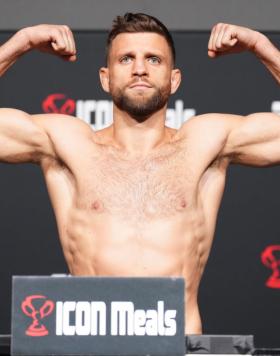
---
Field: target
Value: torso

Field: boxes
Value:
[39,114,230,334]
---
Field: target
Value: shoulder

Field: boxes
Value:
[176,113,245,163]
[30,114,98,167]
[31,113,94,137]
[178,113,243,140]
[182,113,242,130]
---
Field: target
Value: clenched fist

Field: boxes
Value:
[208,23,261,58]
[20,24,77,61]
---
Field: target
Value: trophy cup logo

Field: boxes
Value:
[42,93,76,115]
[261,245,280,289]
[21,295,55,336]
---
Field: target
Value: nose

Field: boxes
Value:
[132,58,147,77]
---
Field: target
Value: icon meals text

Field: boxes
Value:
[55,301,177,336]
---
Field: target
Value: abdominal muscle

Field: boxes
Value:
[38,113,231,336]
[59,206,206,335]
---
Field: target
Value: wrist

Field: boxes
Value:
[13,28,33,54]
[251,32,273,57]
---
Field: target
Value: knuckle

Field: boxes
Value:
[211,25,217,32]
[58,27,65,35]
[63,25,70,32]
[227,25,235,32]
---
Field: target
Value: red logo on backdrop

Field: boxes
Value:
[21,295,55,337]
[261,245,280,289]
[42,93,75,115]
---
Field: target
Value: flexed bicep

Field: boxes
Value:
[0,108,54,163]
[222,112,280,166]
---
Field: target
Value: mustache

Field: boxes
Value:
[127,78,154,88]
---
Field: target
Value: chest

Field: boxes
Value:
[78,145,200,219]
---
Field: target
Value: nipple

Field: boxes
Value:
[91,200,103,212]
[176,198,187,211]
[181,199,187,208]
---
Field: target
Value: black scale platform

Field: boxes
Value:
[0,334,280,355]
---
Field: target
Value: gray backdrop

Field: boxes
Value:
[0,0,279,31]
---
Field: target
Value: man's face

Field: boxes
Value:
[100,32,180,121]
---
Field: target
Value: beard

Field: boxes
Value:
[110,80,171,123]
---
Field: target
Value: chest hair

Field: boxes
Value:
[85,144,193,221]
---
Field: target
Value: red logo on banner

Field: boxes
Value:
[21,295,55,336]
[42,93,75,115]
[261,245,280,289]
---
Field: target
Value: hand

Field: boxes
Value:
[20,24,77,61]
[208,23,261,58]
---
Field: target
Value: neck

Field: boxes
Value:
[111,104,171,155]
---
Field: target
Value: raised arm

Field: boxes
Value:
[0,24,76,163]
[217,112,280,166]
[208,23,280,83]
[206,23,280,166]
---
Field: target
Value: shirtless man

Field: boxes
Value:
[0,13,279,334]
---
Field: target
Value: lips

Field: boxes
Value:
[129,82,152,89]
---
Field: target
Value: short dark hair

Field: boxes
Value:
[106,13,176,65]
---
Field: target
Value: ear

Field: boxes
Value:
[99,67,110,93]
[170,68,181,94]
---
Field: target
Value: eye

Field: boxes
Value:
[120,55,132,64]
[148,56,161,64]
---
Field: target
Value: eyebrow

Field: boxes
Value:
[117,50,164,59]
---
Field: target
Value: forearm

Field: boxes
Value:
[0,24,76,78]
[253,33,280,84]
[208,24,280,84]
[0,29,30,77]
